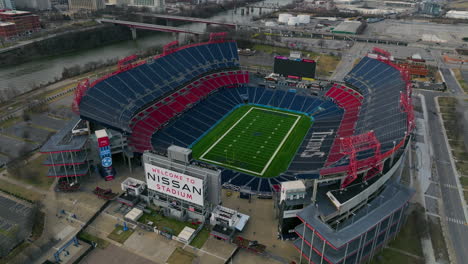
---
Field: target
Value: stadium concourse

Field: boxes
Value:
[46,33,417,263]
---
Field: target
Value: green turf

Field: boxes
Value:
[191,105,312,178]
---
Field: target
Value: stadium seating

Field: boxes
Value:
[344,57,408,154]
[147,84,347,192]
[79,39,408,194]
[129,71,249,152]
[79,41,240,131]
[324,84,363,165]
[317,56,408,173]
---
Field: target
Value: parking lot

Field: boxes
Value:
[0,193,34,257]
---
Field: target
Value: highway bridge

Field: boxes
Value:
[98,17,408,46]
[97,18,204,40]
[134,13,237,28]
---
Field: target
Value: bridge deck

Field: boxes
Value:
[135,13,236,27]
[98,18,205,34]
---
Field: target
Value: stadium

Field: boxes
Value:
[42,33,415,263]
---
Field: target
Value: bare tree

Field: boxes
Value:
[318,39,325,48]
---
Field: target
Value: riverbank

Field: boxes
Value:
[0,25,134,68]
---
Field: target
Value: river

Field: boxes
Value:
[0,0,292,92]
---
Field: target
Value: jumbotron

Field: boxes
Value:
[41,33,414,264]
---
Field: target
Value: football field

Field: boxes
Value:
[191,105,312,177]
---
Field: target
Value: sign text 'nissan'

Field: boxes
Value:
[145,163,204,206]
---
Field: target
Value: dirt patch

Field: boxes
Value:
[167,247,197,264]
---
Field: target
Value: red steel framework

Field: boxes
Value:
[339,131,383,188]
[117,54,139,71]
[72,79,89,115]
[321,48,414,188]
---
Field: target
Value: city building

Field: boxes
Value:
[421,1,442,16]
[0,0,15,10]
[51,0,69,10]
[0,21,15,38]
[303,0,335,10]
[15,0,52,10]
[67,0,105,11]
[446,10,468,20]
[116,0,165,11]
[0,9,41,38]
[384,1,416,8]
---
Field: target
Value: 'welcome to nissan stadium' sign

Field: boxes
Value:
[145,163,204,206]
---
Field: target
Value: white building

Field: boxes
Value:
[210,205,249,231]
[280,180,306,202]
[446,10,468,20]
[303,0,335,10]
[121,177,147,196]
[16,0,51,10]
[117,0,164,11]
[68,0,105,11]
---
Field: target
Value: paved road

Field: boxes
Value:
[440,67,464,95]
[421,77,468,264]
[332,42,369,81]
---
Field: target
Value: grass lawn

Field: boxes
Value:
[428,217,450,263]
[138,211,197,235]
[252,44,319,57]
[31,211,45,240]
[372,207,425,264]
[39,83,76,100]
[189,227,210,249]
[0,117,21,129]
[452,68,468,94]
[191,105,311,177]
[438,97,468,194]
[387,209,424,257]
[7,154,55,190]
[371,248,424,264]
[78,231,109,249]
[460,177,468,189]
[167,247,196,264]
[107,225,134,244]
[0,241,30,264]
[316,54,341,78]
[0,179,43,202]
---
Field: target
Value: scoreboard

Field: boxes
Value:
[273,56,316,79]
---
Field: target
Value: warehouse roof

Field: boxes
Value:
[332,21,362,34]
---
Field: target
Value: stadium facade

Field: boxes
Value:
[41,33,415,263]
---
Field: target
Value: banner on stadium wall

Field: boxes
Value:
[145,163,204,206]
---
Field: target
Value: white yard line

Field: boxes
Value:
[200,107,254,160]
[260,114,300,175]
[200,107,301,176]
[200,156,263,175]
